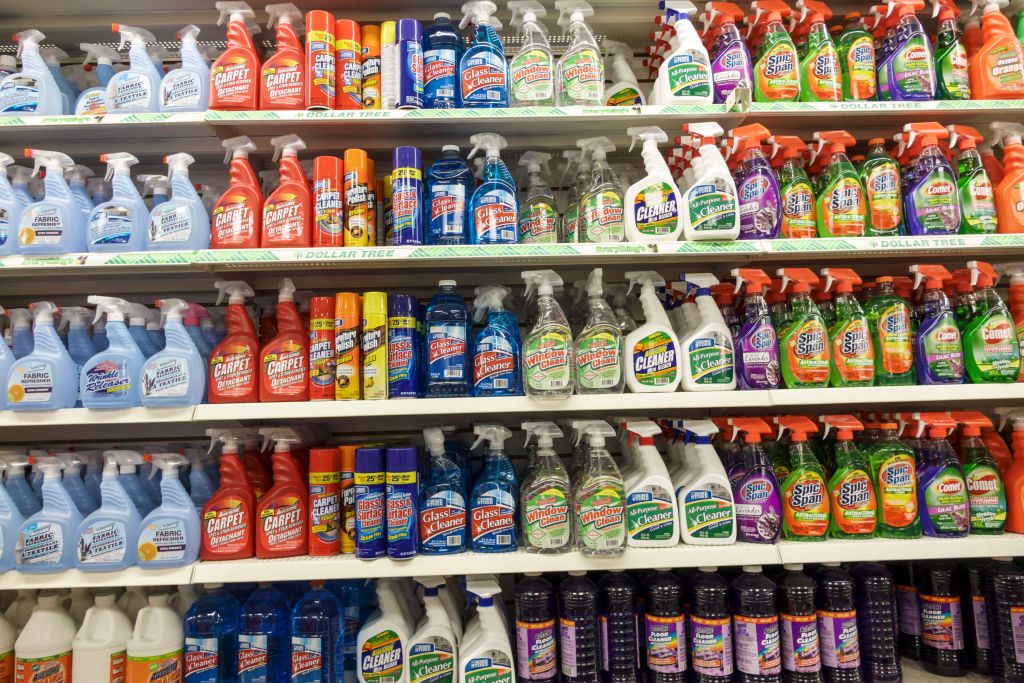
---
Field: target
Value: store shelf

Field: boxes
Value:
[0,565,195,590]
[777,534,1024,565]
[770,384,1024,410]
[0,405,195,428]
[902,660,987,683]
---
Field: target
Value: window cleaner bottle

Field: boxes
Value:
[74,451,141,571]
[968,0,1024,98]
[901,123,962,235]
[202,430,256,560]
[421,12,462,109]
[260,3,305,110]
[75,44,119,114]
[423,279,470,397]
[572,268,622,394]
[183,584,240,683]
[210,1,261,110]
[914,412,969,537]
[678,273,736,390]
[776,416,829,542]
[72,590,132,683]
[255,427,308,559]
[729,123,782,239]
[237,583,290,682]
[930,0,971,100]
[291,581,342,682]
[624,127,683,242]
[209,280,259,403]
[426,145,472,245]
[259,278,309,402]
[212,136,263,249]
[810,130,867,237]
[136,454,200,569]
[731,268,782,389]
[106,24,160,112]
[0,30,63,115]
[621,420,678,547]
[419,427,467,554]
[963,260,1022,381]
[795,0,842,102]
[865,276,915,385]
[468,425,517,553]
[16,457,82,573]
[127,591,185,682]
[864,421,921,538]
[947,125,997,234]
[749,0,801,101]
[819,267,874,387]
[458,1,509,108]
[521,270,573,398]
[820,414,877,538]
[19,149,86,254]
[263,134,311,248]
[776,268,830,388]
[909,264,964,384]
[467,133,518,244]
[6,301,78,410]
[15,591,75,681]
[575,137,624,242]
[767,133,816,239]
[953,411,1007,534]
[519,422,571,554]
[80,296,144,408]
[471,285,521,397]
[518,152,559,244]
[623,271,681,392]
[88,152,148,252]
[729,417,781,543]
[553,0,604,105]
[836,12,876,99]
[507,1,554,106]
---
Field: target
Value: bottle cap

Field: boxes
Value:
[386,446,418,473]
[344,148,368,175]
[396,18,423,42]
[336,292,362,321]
[388,293,421,318]
[363,292,387,317]
[393,146,421,171]
[355,447,384,473]
[339,445,357,472]
[335,18,360,39]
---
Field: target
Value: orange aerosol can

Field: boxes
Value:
[335,292,362,399]
[313,155,344,246]
[344,149,371,246]
[335,19,363,109]
[361,25,381,109]
[305,10,336,109]
[339,444,357,552]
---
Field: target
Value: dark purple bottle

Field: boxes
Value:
[598,571,639,683]
[689,566,733,683]
[814,564,862,683]
[559,571,599,683]
[958,560,990,676]
[915,561,965,677]
[981,557,1024,683]
[732,566,783,683]
[516,573,557,683]
[776,564,822,683]
[850,563,901,683]
[643,571,686,683]
[891,562,922,660]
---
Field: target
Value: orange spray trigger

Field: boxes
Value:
[820,415,864,440]
[814,130,857,157]
[947,125,983,150]
[904,122,950,149]
[951,411,993,437]
[967,260,998,287]
[731,268,772,295]
[727,417,773,443]
[777,268,820,294]
[820,267,862,293]
[769,135,808,165]
[775,415,819,441]
[729,123,773,156]
[909,264,953,290]
[930,0,959,19]
[912,411,957,438]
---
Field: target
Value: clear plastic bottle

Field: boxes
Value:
[508,1,555,106]
[850,562,901,683]
[572,422,625,557]
[518,152,559,244]
[689,566,733,683]
[643,570,687,683]
[183,583,241,682]
[521,270,574,398]
[574,268,624,394]
[598,571,638,683]
[554,0,603,105]
[732,566,782,683]
[515,573,557,683]
[776,564,822,683]
[238,582,291,683]
[915,561,966,677]
[519,422,571,554]
[425,280,470,397]
[558,571,599,683]
[814,564,861,683]
[291,581,342,682]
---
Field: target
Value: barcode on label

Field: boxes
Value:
[497,534,511,544]
[445,369,462,378]
[447,536,461,547]
[493,379,508,388]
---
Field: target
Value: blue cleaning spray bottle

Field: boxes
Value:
[68,165,95,220]
[0,460,25,572]
[471,285,522,396]
[140,174,170,207]
[425,145,474,245]
[238,582,292,683]
[138,453,200,568]
[88,152,149,251]
[467,133,518,244]
[81,296,145,408]
[60,306,97,407]
[426,279,471,397]
[420,427,468,554]
[40,46,76,114]
[6,301,79,410]
[291,580,343,682]
[0,152,27,255]
[107,450,156,517]
[185,450,216,509]
[141,298,206,407]
[20,149,87,254]
[10,166,35,212]
[459,1,510,107]
[74,451,142,571]
[0,30,63,115]
[75,43,121,114]
[17,456,83,573]
[422,12,464,109]
[0,309,14,408]
[148,153,210,250]
[184,582,241,682]
[82,451,103,503]
[1,454,41,518]
[160,25,210,112]
[8,308,32,359]
[128,304,160,358]
[107,24,161,112]
[469,424,518,553]
[55,453,98,516]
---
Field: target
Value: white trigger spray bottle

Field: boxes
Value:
[603,39,646,106]
[678,272,736,390]
[676,419,736,544]
[88,153,149,252]
[508,1,555,106]
[625,126,684,242]
[75,43,121,115]
[0,30,63,115]
[624,270,682,392]
[623,419,679,546]
[679,122,740,240]
[521,269,574,398]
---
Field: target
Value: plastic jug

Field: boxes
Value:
[72,591,132,683]
[127,592,185,682]
[15,591,76,680]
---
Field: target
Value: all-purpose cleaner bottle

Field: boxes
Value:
[963,260,1022,381]
[74,452,141,572]
[202,430,256,560]
[508,1,554,106]
[865,276,915,385]
[0,30,63,115]
[859,137,903,236]
[137,454,200,568]
[468,133,518,244]
[729,417,781,543]
[729,123,782,238]
[812,130,867,237]
[865,421,921,537]
[602,39,645,105]
[212,136,263,248]
[947,125,998,234]
[679,122,740,240]
[953,411,1006,534]
[796,0,842,102]
[932,0,971,100]
[676,420,736,544]
[623,271,681,392]
[260,3,305,110]
[210,1,261,110]
[777,268,830,388]
[209,280,259,403]
[879,0,936,100]
[149,153,210,249]
[909,264,964,384]
[19,149,86,254]
[837,12,877,99]
[519,422,571,553]
[17,458,82,573]
[768,134,816,238]
[623,420,679,546]
[458,1,509,108]
[652,1,713,103]
[80,296,144,408]
[521,270,574,398]
[88,152,148,251]
[678,272,736,389]
[777,415,830,541]
[750,1,801,101]
[968,0,1024,99]
[15,591,75,681]
[408,576,458,683]
[7,301,78,410]
[259,277,309,401]
[255,427,308,559]
[127,592,185,682]
[460,577,515,683]
[73,591,132,683]
[820,267,875,386]
[915,412,969,537]
[823,414,877,538]
[107,24,160,112]
[263,135,311,248]
[624,127,684,242]
[0,153,26,255]
[902,123,962,235]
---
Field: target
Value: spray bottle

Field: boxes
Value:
[6,302,78,410]
[623,271,681,392]
[795,0,842,101]
[201,430,256,560]
[79,296,144,408]
[865,276,915,384]
[210,1,261,110]
[732,268,781,388]
[19,149,86,254]
[459,1,509,108]
[87,153,148,251]
[139,298,205,406]
[623,420,679,546]
[811,130,867,237]
[602,40,645,105]
[259,277,309,401]
[469,425,517,553]
[554,0,604,104]
[575,137,624,242]
[471,285,522,396]
[909,264,964,384]
[678,273,736,389]
[749,0,801,100]
[953,411,1007,534]
[820,414,876,538]
[914,412,969,537]
[625,127,684,242]
[820,267,874,386]
[705,2,754,102]
[508,1,554,106]
[0,309,14,409]
[0,153,26,255]
[17,457,83,573]
[75,43,120,114]
[519,422,571,553]
[730,123,782,238]
[419,427,467,554]
[74,451,142,571]
[963,260,1022,381]
[837,11,877,99]
[521,270,574,398]
[776,415,829,540]
[0,30,63,115]
[947,125,998,234]
[0,459,25,571]
[211,136,263,248]
[518,151,559,243]
[40,45,75,114]
[676,420,736,544]
[159,25,210,112]
[878,0,937,100]
[255,427,308,558]
[990,122,1024,232]
[679,122,740,240]
[148,153,209,249]
[999,408,1024,532]
[573,421,627,555]
[106,25,160,112]
[768,134,816,238]
[729,417,781,542]
[968,0,1024,98]
[931,0,972,99]
[654,1,714,103]
[776,268,830,388]
[262,134,311,247]
[856,137,903,236]
[573,268,623,394]
[468,133,518,244]
[902,122,962,235]
[261,3,305,110]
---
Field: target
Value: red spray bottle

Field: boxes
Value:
[210,1,261,110]
[209,280,260,404]
[201,429,257,560]
[260,277,309,402]
[261,3,306,110]
[263,134,312,247]
[256,427,310,558]
[212,136,263,249]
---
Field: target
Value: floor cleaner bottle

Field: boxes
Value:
[777,415,830,541]
[518,152,559,243]
[127,591,185,682]
[508,1,554,106]
[107,24,161,112]
[7,301,78,410]
[74,452,141,572]
[624,126,683,242]
[15,591,75,681]
[459,1,509,108]
[19,149,86,254]
[73,590,132,683]
[0,30,62,115]
[731,566,783,680]
[17,457,82,573]
[624,271,681,392]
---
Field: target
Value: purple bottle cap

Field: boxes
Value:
[388,294,421,319]
[386,446,418,473]
[393,146,421,172]
[396,18,422,43]
[355,447,384,474]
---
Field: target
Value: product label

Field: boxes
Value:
[646,614,687,673]
[733,614,781,675]
[209,344,257,398]
[292,635,325,682]
[684,485,734,539]
[424,47,458,104]
[263,193,305,244]
[964,463,1006,531]
[510,49,553,103]
[524,331,571,393]
[148,203,194,243]
[203,497,249,553]
[911,171,961,235]
[386,471,417,554]
[473,332,516,394]
[126,650,183,683]
[410,638,456,683]
[77,519,127,564]
[576,485,625,551]
[259,496,304,549]
[892,35,935,97]
[237,633,269,681]
[473,187,518,243]
[18,205,64,247]
[1010,606,1024,663]
[138,518,187,563]
[0,208,9,247]
[362,52,381,108]
[344,174,369,245]
[559,618,578,678]
[262,57,303,105]
[562,204,578,243]
[391,167,422,244]
[429,184,466,239]
[712,42,751,101]
[960,171,997,234]
[782,470,829,537]
[7,360,55,404]
[626,486,675,541]
[920,593,964,651]
[360,630,404,683]
[805,42,842,100]
[784,317,829,385]
[0,74,41,113]
[212,194,257,245]
[355,476,385,554]
[107,71,153,110]
[17,520,61,566]
[314,178,343,240]
[83,358,132,399]
[462,652,513,683]
[817,609,860,669]
[877,454,918,529]
[632,182,680,236]
[524,486,570,550]
[780,613,820,673]
[738,173,781,238]
[388,317,418,395]
[967,311,1021,381]
[865,163,902,234]
[691,615,733,676]
[0,650,13,683]
[574,331,621,391]
[875,303,913,375]
[829,469,877,535]
[735,474,781,542]
[831,317,875,383]
[336,37,360,108]
[461,51,508,106]
[972,595,990,650]
[755,40,799,100]
[470,488,515,550]
[606,85,643,106]
[687,180,738,234]
[520,203,559,243]
[921,315,964,381]
[580,191,625,242]
[781,181,816,238]
[161,69,203,109]
[517,620,557,680]
[820,176,866,236]
[631,331,678,387]
[309,475,340,548]
[687,333,734,385]
[185,636,218,682]
[15,651,72,683]
[560,49,603,104]
[923,468,969,534]
[844,36,876,99]
[309,319,336,396]
[262,340,306,397]
[141,356,190,398]
[667,52,712,99]
[420,490,466,552]
[427,322,467,385]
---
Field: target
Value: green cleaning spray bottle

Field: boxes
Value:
[953,411,1006,534]
[812,130,867,237]
[865,276,916,385]
[821,267,875,387]
[931,0,972,100]
[947,125,998,234]
[750,0,801,101]
[769,134,817,239]
[963,260,1022,382]
[777,268,831,388]
[777,415,830,541]
[864,419,921,538]
[794,0,843,101]
[836,11,877,100]
[823,414,877,539]
[859,137,903,236]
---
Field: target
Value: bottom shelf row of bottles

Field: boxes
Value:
[5,558,1024,682]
